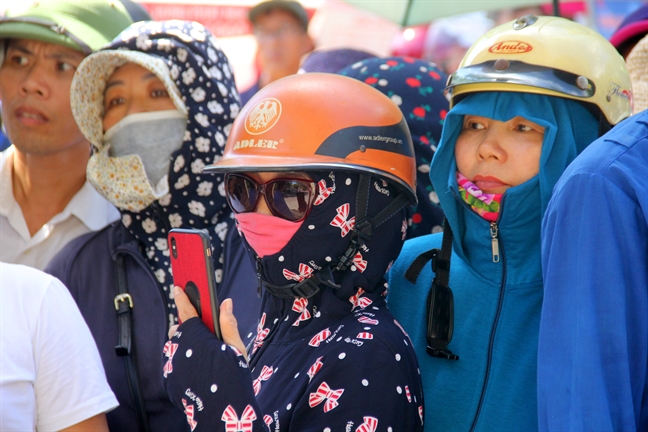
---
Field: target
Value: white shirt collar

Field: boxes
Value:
[0,145,119,232]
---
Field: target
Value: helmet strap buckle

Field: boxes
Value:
[335,215,374,272]
[261,266,341,299]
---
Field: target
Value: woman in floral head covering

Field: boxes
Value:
[46,20,260,431]
[339,56,449,238]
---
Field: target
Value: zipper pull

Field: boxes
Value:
[490,222,500,263]
[255,258,263,298]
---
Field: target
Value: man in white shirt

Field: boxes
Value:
[0,262,118,431]
[0,1,133,270]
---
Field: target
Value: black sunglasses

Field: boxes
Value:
[225,173,317,222]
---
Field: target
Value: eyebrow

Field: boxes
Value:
[105,72,158,91]
[6,42,32,55]
[8,41,85,62]
[45,51,85,62]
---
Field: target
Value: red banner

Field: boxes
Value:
[140,3,253,37]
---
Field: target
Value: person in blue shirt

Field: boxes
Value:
[539,92,648,430]
[536,27,648,432]
[386,15,632,431]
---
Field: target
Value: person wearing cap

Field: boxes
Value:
[422,12,494,74]
[0,1,133,270]
[609,4,648,59]
[162,72,424,430]
[537,33,648,432]
[386,15,632,431]
[240,0,314,106]
[44,20,256,431]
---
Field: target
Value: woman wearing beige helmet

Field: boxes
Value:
[387,15,632,432]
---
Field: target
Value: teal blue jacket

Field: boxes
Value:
[387,92,599,431]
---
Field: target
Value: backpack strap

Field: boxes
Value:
[404,218,459,360]
[113,251,151,432]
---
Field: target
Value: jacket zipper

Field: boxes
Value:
[449,185,508,430]
[469,220,507,432]
[256,257,263,298]
[490,222,500,263]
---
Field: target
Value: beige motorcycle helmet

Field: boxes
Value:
[446,15,633,127]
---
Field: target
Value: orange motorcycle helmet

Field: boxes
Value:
[204,73,418,205]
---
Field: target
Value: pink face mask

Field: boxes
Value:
[235,212,303,257]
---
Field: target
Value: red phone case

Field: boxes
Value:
[168,228,221,339]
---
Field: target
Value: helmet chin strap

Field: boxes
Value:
[259,174,411,299]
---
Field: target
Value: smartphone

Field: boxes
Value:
[168,228,222,339]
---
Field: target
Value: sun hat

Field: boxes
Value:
[71,49,186,149]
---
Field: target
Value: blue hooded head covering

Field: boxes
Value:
[431,91,599,279]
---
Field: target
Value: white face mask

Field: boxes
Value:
[104,110,186,187]
[87,109,187,212]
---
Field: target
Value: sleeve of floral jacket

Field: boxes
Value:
[163,311,424,431]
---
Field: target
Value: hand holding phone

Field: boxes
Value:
[169,228,222,339]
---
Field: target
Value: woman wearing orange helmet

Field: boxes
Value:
[386,15,632,432]
[163,73,424,430]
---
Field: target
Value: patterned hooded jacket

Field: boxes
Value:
[46,21,260,431]
[163,168,425,431]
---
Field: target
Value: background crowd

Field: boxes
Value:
[0,0,646,431]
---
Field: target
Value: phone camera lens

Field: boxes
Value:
[171,237,178,259]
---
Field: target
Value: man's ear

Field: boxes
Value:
[0,40,5,102]
[302,34,315,56]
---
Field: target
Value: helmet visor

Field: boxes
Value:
[447,60,595,100]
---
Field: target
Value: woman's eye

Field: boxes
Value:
[151,89,169,98]
[469,122,485,130]
[106,97,125,108]
[517,124,533,132]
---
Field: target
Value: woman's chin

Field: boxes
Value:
[481,186,509,194]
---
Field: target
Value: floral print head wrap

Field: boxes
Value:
[70,20,240,325]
